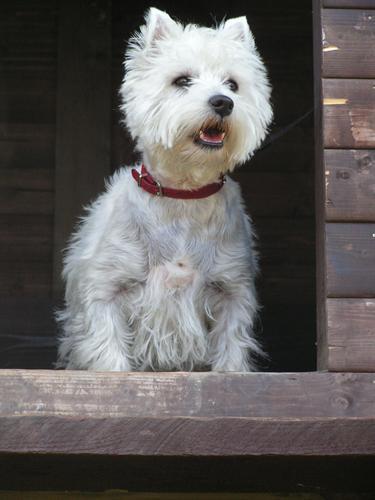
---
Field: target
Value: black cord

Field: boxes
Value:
[258,107,314,152]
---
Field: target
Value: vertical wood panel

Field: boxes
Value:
[313,0,327,370]
[53,0,111,296]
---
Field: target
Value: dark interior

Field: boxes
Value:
[0,0,315,371]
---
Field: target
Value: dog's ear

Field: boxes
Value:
[222,17,255,48]
[144,7,178,46]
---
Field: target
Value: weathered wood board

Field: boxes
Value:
[325,149,375,221]
[323,79,375,149]
[326,223,375,297]
[323,9,375,78]
[327,298,375,371]
[0,371,374,456]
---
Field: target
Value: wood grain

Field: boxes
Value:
[326,223,375,297]
[323,9,375,78]
[53,0,111,296]
[323,79,375,149]
[325,149,375,221]
[327,298,375,371]
[1,414,374,457]
[0,371,373,418]
[0,371,374,456]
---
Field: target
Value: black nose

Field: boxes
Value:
[209,95,234,118]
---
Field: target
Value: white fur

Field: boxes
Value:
[57,7,273,372]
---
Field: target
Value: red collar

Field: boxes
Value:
[131,165,226,200]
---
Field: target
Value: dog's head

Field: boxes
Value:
[120,8,273,187]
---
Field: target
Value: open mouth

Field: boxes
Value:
[194,122,227,149]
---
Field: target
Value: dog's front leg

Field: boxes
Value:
[208,280,261,372]
[59,292,134,371]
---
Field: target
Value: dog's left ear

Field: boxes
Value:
[222,17,255,48]
[144,7,178,47]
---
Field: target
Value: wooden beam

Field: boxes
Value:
[1,414,374,457]
[323,79,375,149]
[0,371,374,457]
[313,0,328,370]
[326,223,375,297]
[53,0,111,297]
[323,9,375,78]
[325,149,375,221]
[327,298,375,371]
[3,371,375,419]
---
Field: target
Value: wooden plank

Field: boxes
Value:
[0,189,53,215]
[0,262,51,296]
[323,79,375,149]
[53,0,111,297]
[323,9,375,78]
[0,215,52,260]
[327,298,375,371]
[1,414,374,457]
[323,0,375,7]
[325,149,375,221]
[326,223,375,296]
[0,371,374,457]
[0,169,54,215]
[0,371,373,418]
[313,0,328,370]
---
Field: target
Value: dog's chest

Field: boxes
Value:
[140,215,218,278]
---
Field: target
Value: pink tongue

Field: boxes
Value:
[202,131,223,143]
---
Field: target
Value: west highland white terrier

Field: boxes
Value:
[57,7,273,371]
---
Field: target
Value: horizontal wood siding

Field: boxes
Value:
[323,79,375,149]
[325,149,375,221]
[327,298,375,371]
[320,0,375,372]
[0,1,57,298]
[322,9,375,78]
[326,223,375,297]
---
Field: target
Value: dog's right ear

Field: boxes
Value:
[144,7,178,47]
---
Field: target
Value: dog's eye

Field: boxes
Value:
[173,76,192,88]
[226,79,238,92]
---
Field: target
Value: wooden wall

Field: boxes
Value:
[317,0,375,371]
[0,0,315,371]
[0,0,58,366]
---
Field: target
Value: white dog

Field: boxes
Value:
[57,7,273,371]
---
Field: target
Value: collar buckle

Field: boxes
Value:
[154,179,163,196]
[137,172,146,187]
